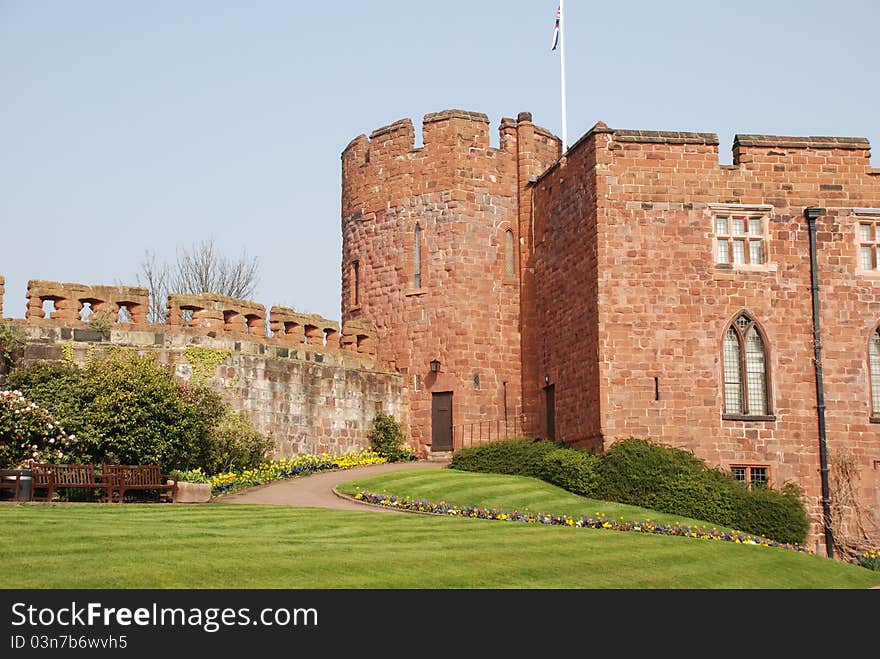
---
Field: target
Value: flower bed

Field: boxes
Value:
[208,450,388,496]
[353,491,813,554]
[859,548,880,571]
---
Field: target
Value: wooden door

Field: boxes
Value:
[431,392,453,451]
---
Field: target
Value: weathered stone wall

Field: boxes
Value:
[4,281,403,457]
[26,280,149,324]
[531,126,880,542]
[341,110,559,453]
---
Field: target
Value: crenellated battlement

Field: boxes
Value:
[4,278,377,360]
[166,293,267,336]
[342,109,558,172]
[590,126,875,174]
[731,133,873,168]
[268,305,340,349]
[546,125,880,208]
[341,109,561,227]
[26,280,149,324]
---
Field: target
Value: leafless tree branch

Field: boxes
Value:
[138,240,260,323]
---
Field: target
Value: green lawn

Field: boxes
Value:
[337,467,734,530]
[1,501,877,589]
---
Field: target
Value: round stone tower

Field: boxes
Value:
[341,109,560,455]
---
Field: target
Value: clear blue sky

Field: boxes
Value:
[2,1,877,322]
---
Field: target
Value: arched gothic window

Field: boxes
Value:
[722,313,770,417]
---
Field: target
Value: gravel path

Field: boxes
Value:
[215,460,449,512]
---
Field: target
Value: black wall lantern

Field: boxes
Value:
[430,359,441,373]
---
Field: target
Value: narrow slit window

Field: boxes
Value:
[351,260,360,307]
[413,224,422,289]
[504,229,515,280]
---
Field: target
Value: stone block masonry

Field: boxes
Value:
[4,279,401,457]
[341,110,560,453]
[530,123,880,543]
[344,106,879,547]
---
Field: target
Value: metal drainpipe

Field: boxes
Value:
[805,206,834,559]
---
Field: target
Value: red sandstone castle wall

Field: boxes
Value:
[341,110,559,453]
[532,126,880,540]
[1,279,396,456]
[526,125,609,448]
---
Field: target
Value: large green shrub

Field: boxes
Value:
[730,481,810,545]
[367,412,414,462]
[593,438,809,544]
[6,353,263,473]
[539,447,600,497]
[450,438,560,478]
[78,351,219,470]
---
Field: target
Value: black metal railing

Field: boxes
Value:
[454,414,525,449]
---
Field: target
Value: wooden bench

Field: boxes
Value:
[29,464,113,502]
[103,465,177,503]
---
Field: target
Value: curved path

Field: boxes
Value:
[215,460,449,512]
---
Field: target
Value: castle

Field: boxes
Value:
[341,108,880,547]
[2,107,878,549]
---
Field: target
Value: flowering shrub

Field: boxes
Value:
[353,491,814,554]
[209,450,387,496]
[859,548,880,571]
[0,390,78,467]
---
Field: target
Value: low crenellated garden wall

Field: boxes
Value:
[2,279,407,458]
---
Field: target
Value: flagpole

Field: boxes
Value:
[559,0,568,151]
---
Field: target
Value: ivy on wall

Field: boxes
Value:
[184,347,232,385]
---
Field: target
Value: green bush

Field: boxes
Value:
[539,448,600,497]
[593,437,712,504]
[82,352,223,470]
[194,409,273,474]
[7,353,231,472]
[593,438,809,544]
[450,438,560,478]
[367,412,414,462]
[729,481,810,546]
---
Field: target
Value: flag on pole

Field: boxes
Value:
[551,4,561,51]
